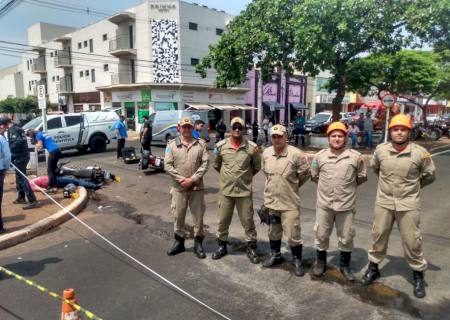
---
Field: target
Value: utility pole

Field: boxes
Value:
[257,68,263,127]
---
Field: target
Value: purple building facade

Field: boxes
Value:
[244,69,308,124]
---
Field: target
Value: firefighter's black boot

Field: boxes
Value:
[413,271,426,299]
[167,234,185,256]
[312,250,327,277]
[212,240,228,260]
[262,240,284,268]
[339,251,355,281]
[246,240,260,264]
[362,262,380,285]
[193,236,206,259]
[291,245,305,277]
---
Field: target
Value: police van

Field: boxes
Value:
[22,111,118,153]
[149,110,209,144]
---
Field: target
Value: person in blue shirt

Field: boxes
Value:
[29,128,61,193]
[114,115,127,159]
[192,119,205,140]
[294,113,306,147]
[0,117,12,233]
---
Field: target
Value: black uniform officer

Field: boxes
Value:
[6,118,41,209]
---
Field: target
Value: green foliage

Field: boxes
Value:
[197,0,448,119]
[0,95,39,114]
[347,50,449,100]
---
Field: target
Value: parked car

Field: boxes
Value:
[22,111,118,153]
[440,114,450,137]
[149,110,209,145]
[304,112,333,134]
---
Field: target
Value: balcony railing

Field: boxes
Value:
[57,75,73,93]
[31,57,46,73]
[54,50,72,68]
[109,36,136,56]
[111,72,136,85]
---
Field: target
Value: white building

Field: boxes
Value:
[18,0,250,130]
[0,64,25,100]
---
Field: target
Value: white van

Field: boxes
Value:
[22,111,119,153]
[150,110,209,144]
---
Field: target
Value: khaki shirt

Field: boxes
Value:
[372,142,435,211]
[164,137,209,191]
[213,138,261,197]
[311,148,367,211]
[262,145,310,211]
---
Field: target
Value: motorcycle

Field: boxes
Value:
[138,149,165,172]
[57,161,119,183]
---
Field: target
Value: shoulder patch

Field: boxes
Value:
[215,139,227,149]
[165,146,172,154]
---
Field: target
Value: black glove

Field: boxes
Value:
[256,205,271,225]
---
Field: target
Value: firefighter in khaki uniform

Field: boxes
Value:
[310,122,367,281]
[212,117,261,264]
[362,114,435,299]
[164,117,209,259]
[261,124,310,276]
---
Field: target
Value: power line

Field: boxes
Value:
[0,0,22,18]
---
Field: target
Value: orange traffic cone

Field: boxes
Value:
[61,288,81,320]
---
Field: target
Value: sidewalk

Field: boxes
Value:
[0,174,88,249]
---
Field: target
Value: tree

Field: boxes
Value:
[197,0,448,120]
[196,0,298,86]
[0,96,17,114]
[346,50,450,124]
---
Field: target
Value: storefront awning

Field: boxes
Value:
[186,104,214,110]
[234,105,257,110]
[208,104,238,110]
[263,102,284,111]
[290,103,307,110]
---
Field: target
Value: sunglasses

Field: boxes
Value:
[232,126,243,131]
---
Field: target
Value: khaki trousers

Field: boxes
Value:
[368,204,427,271]
[268,209,302,246]
[216,195,257,242]
[314,207,355,252]
[170,189,205,238]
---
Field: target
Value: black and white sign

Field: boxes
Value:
[37,85,46,109]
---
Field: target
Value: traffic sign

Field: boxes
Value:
[381,94,396,108]
[37,84,47,110]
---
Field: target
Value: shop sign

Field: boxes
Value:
[155,102,178,111]
[140,90,151,103]
[288,85,301,103]
[73,91,100,104]
[320,94,350,104]
[112,91,139,102]
[263,83,278,102]
[151,89,179,102]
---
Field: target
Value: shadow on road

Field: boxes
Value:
[0,257,62,279]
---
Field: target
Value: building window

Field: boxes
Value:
[28,81,31,91]
[91,69,95,82]
[57,75,60,81]
[54,51,58,56]
[50,52,54,57]
[89,39,93,53]
[85,70,90,77]
[83,40,88,48]
[29,59,33,65]
[102,34,107,41]
[190,58,200,66]
[78,42,82,49]
[103,64,109,71]
[188,22,198,31]
[216,28,223,36]
[27,60,29,70]
[80,71,84,77]
[52,76,55,82]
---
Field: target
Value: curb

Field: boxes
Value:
[0,187,88,250]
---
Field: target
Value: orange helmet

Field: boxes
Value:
[326,121,348,135]
[389,114,412,129]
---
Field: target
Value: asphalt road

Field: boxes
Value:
[0,142,449,320]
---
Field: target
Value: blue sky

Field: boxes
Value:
[0,0,249,68]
